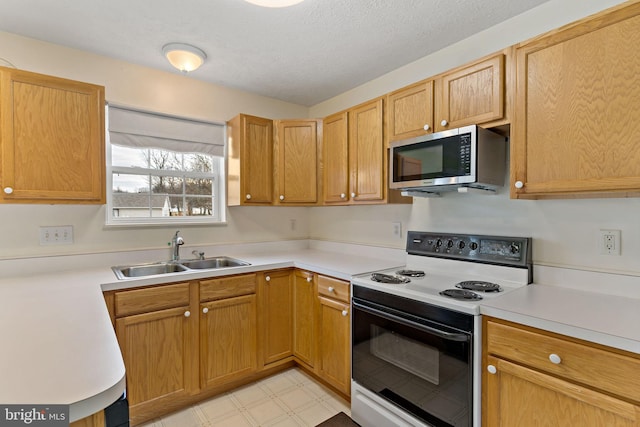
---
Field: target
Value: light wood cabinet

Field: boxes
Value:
[227,114,274,205]
[434,53,505,132]
[0,67,105,204]
[511,2,640,199]
[483,317,640,426]
[322,111,350,204]
[114,282,197,425]
[293,270,316,368]
[70,412,104,427]
[260,269,294,366]
[199,274,258,389]
[274,119,321,204]
[316,275,351,397]
[386,79,435,142]
[349,98,385,203]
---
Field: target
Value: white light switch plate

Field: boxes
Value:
[40,226,74,245]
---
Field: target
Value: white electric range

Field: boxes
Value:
[350,231,532,427]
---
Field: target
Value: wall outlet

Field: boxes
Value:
[599,229,620,255]
[290,219,297,231]
[392,222,402,239]
[40,226,74,245]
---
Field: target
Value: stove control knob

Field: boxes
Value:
[436,239,443,247]
[487,365,497,375]
[447,240,454,248]
[510,243,520,254]
[458,241,466,250]
[469,242,478,251]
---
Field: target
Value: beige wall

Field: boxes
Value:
[308,0,640,276]
[0,31,310,259]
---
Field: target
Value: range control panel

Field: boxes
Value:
[407,231,532,270]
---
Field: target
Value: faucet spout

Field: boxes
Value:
[171,231,184,261]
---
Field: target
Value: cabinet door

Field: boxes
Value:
[322,111,349,204]
[0,67,105,203]
[317,296,350,396]
[261,270,293,365]
[275,119,319,204]
[485,356,640,427]
[512,4,640,198]
[200,294,257,388]
[387,80,434,143]
[435,54,504,132]
[241,115,273,204]
[293,270,316,368]
[348,98,384,202]
[115,306,196,421]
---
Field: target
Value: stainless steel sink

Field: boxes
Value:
[180,256,250,270]
[112,256,251,279]
[112,262,188,279]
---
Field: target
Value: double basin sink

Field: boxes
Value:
[112,256,250,280]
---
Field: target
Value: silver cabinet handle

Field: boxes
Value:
[487,365,497,374]
[265,275,271,282]
[279,195,284,201]
[340,193,346,199]
[328,286,335,293]
[423,124,430,131]
[306,277,312,282]
[514,181,524,189]
[3,187,13,194]
[245,194,252,200]
[202,307,209,314]
[341,310,348,317]
[184,310,191,318]
[440,119,448,127]
[351,192,356,198]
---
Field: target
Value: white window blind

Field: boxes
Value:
[108,105,225,156]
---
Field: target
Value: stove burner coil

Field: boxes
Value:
[395,269,426,277]
[371,273,410,284]
[439,289,483,300]
[455,280,502,292]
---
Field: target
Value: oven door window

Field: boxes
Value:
[352,303,472,427]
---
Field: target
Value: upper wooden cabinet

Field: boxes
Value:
[386,79,435,142]
[511,2,640,199]
[0,67,105,204]
[434,53,505,132]
[227,114,274,205]
[349,98,386,203]
[322,111,350,204]
[274,119,321,205]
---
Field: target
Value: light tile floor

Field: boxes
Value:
[138,368,351,427]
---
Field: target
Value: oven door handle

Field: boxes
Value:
[352,300,470,342]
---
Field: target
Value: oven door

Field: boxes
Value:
[352,293,473,427]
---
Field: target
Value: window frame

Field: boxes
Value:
[105,109,227,227]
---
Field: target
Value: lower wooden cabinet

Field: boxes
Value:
[114,283,196,423]
[260,269,294,366]
[483,317,640,426]
[107,269,352,425]
[293,270,316,368]
[70,411,105,427]
[199,273,258,388]
[316,275,351,397]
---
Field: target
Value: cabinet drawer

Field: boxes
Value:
[486,319,640,402]
[114,282,190,317]
[200,273,256,301]
[318,275,350,303]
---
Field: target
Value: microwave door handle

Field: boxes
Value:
[352,300,469,342]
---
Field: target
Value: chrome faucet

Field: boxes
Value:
[171,231,184,261]
[192,250,205,260]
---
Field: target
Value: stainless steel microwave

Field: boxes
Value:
[389,125,506,194]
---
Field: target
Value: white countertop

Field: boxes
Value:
[0,245,403,422]
[481,284,640,354]
[3,241,640,422]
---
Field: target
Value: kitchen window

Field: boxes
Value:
[106,105,226,226]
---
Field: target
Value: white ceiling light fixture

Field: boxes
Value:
[244,0,304,7]
[162,43,206,73]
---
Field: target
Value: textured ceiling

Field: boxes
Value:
[0,0,549,106]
